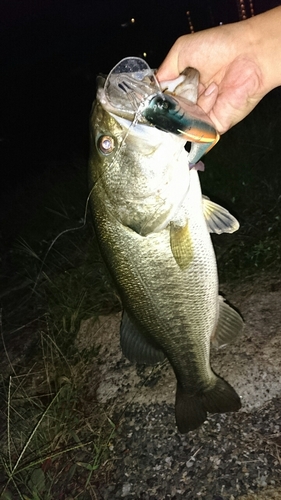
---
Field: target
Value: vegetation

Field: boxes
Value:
[1,89,281,498]
[0,160,120,499]
[202,89,281,284]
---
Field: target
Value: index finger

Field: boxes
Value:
[157,40,182,81]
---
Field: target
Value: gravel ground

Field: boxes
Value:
[2,277,279,499]
[76,277,281,499]
[96,399,281,499]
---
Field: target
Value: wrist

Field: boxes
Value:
[246,7,281,95]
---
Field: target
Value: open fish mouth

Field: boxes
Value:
[99,56,219,162]
[102,57,159,116]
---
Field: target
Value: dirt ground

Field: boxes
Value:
[1,275,281,499]
[76,275,281,499]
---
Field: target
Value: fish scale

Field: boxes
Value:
[89,58,244,433]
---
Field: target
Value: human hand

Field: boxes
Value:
[157,15,277,134]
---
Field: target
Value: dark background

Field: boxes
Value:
[1,0,280,194]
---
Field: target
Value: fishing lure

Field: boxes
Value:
[103,57,219,163]
[141,92,219,162]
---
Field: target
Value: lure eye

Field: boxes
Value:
[98,135,115,155]
[153,96,170,110]
[158,99,169,110]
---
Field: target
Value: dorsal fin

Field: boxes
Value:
[211,296,244,347]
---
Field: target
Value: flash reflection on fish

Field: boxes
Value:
[89,57,244,433]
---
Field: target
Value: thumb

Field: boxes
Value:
[198,83,219,114]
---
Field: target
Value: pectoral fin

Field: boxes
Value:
[211,296,244,348]
[203,197,239,234]
[120,311,165,365]
[170,222,193,270]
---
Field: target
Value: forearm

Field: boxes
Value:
[247,6,281,94]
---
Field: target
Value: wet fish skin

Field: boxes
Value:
[89,66,243,433]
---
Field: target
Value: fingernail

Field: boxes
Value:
[204,82,217,96]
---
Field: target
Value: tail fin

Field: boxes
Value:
[175,376,241,433]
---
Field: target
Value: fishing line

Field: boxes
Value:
[32,130,130,295]
[31,186,92,295]
[32,121,135,295]
[32,88,170,293]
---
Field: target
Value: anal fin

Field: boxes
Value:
[120,310,165,365]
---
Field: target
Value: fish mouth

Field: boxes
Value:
[97,57,219,162]
[100,56,159,119]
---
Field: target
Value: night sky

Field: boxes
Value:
[1,0,280,193]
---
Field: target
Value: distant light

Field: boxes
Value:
[121,18,136,28]
[186,10,194,34]
[219,21,223,25]
[143,52,147,58]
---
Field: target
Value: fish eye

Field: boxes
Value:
[97,135,115,155]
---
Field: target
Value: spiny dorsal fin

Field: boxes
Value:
[120,310,165,365]
[170,221,193,270]
[202,197,239,234]
[211,296,244,348]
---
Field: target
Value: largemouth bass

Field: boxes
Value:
[89,57,243,433]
